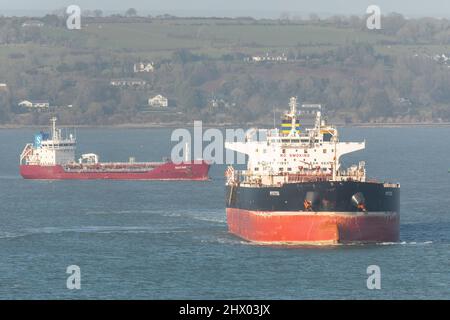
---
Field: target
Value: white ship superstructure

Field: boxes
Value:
[225,97,366,186]
[20,117,76,166]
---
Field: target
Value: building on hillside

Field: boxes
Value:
[148,94,169,108]
[299,104,322,116]
[247,53,288,62]
[18,100,50,109]
[134,62,154,73]
[22,20,44,28]
[0,83,7,91]
[110,78,147,87]
[208,98,236,110]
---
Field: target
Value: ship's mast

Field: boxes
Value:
[314,110,321,130]
[288,97,298,137]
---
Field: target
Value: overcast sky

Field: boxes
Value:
[0,0,449,18]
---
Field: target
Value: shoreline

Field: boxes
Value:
[1,121,450,129]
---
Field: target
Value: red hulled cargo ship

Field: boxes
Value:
[225,97,400,245]
[20,118,209,180]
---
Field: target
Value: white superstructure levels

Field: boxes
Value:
[20,117,76,166]
[225,97,366,186]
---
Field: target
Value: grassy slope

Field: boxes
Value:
[0,20,432,64]
[3,19,447,66]
[82,20,394,56]
[2,18,448,125]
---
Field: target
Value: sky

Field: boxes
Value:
[0,0,449,18]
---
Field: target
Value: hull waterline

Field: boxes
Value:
[20,161,210,180]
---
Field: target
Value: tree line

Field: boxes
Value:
[1,14,450,125]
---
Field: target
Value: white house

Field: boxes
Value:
[209,98,235,109]
[22,20,44,28]
[134,62,154,73]
[18,100,50,109]
[148,95,168,108]
[250,53,288,62]
[110,78,147,87]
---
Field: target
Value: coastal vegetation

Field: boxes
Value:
[1,12,450,125]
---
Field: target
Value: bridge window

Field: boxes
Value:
[323,133,332,142]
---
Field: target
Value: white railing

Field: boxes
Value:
[226,165,367,187]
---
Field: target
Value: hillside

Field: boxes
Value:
[1,14,450,126]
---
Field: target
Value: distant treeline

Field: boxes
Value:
[1,13,450,125]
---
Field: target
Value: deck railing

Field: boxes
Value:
[226,167,368,187]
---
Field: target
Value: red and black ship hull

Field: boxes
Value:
[20,161,210,180]
[226,181,400,244]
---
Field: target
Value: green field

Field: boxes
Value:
[82,20,394,56]
[0,19,443,61]
[1,16,450,126]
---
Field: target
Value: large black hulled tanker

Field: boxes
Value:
[225,97,400,245]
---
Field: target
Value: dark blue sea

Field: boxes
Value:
[0,126,449,299]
